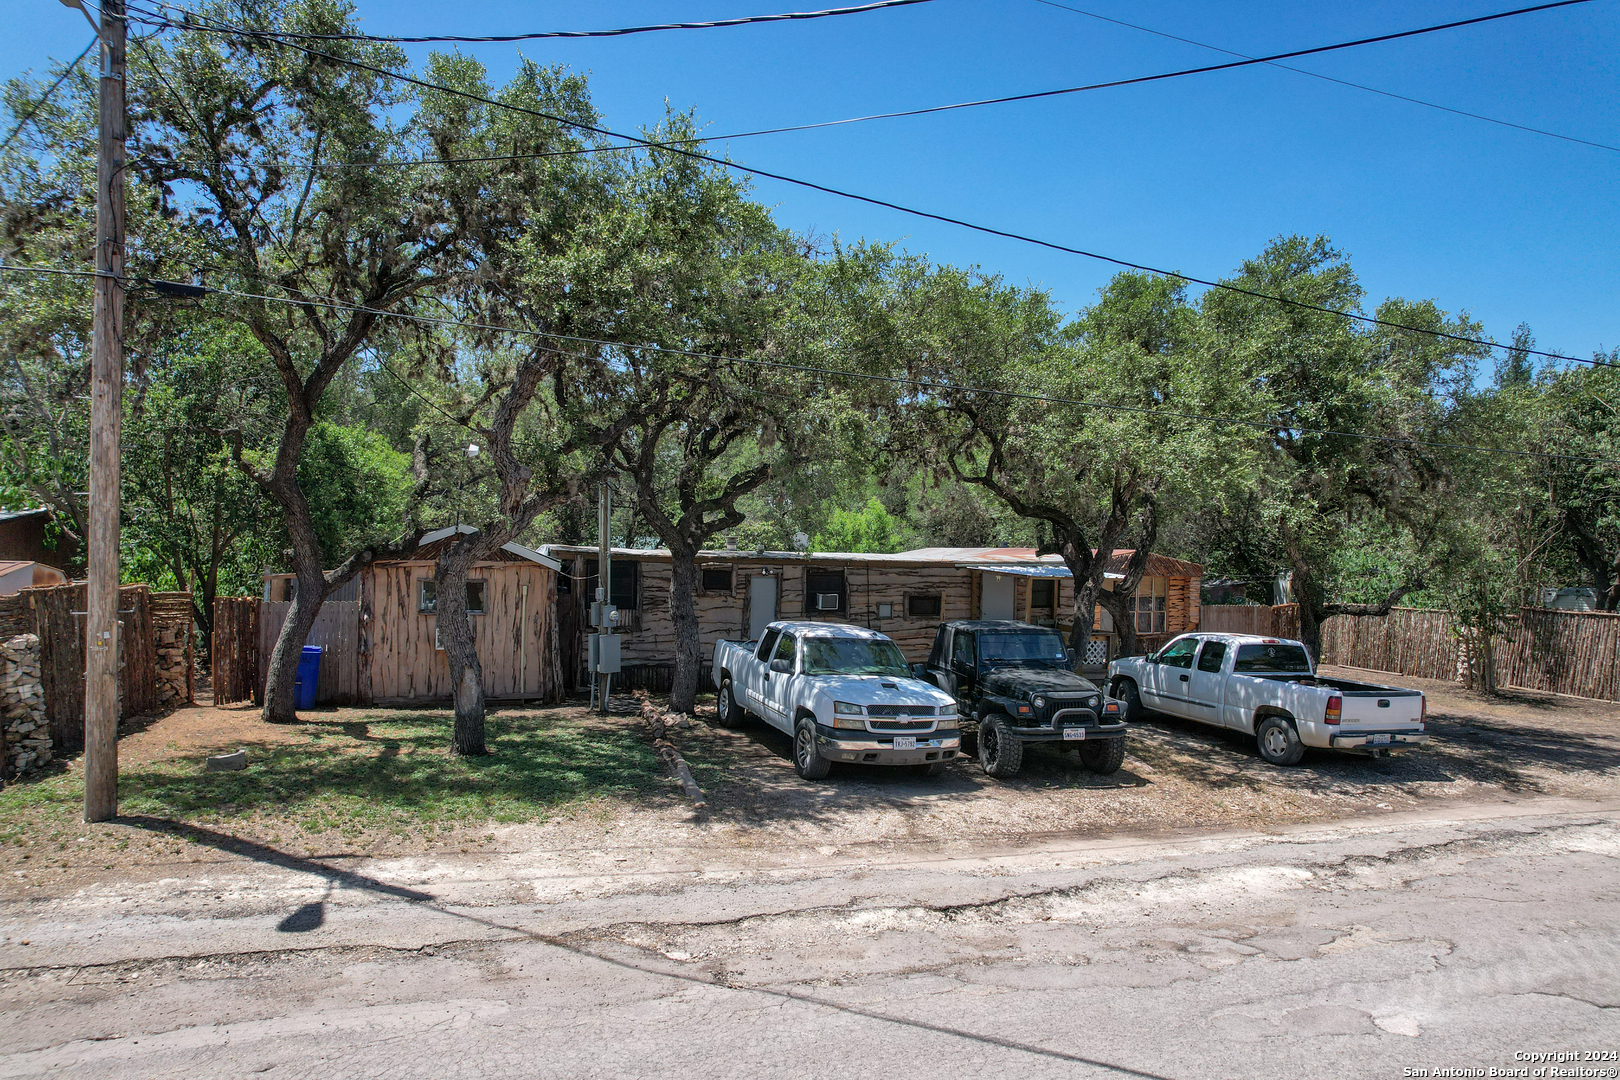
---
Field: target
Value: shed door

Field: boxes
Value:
[748,575,778,640]
[982,573,1016,620]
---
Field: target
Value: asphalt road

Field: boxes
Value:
[3,797,1619,1079]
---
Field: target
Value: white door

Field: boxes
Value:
[982,573,1016,620]
[748,575,778,640]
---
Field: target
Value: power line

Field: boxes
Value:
[129,0,1600,147]
[0,36,98,155]
[125,0,1607,370]
[2,261,1608,466]
[138,0,933,43]
[1029,0,1620,156]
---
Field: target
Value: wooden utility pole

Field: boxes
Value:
[84,0,125,823]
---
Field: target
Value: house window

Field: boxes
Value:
[1030,579,1056,610]
[804,569,846,615]
[419,579,488,615]
[1132,577,1168,635]
[907,593,942,617]
[701,567,733,593]
[584,559,639,611]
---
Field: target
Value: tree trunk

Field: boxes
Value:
[668,542,701,715]
[1295,594,1325,664]
[1068,573,1102,658]
[1098,590,1138,660]
[263,560,326,722]
[435,551,487,756]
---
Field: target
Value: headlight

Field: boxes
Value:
[1088,695,1100,708]
[937,701,957,717]
[1032,695,1046,710]
[935,716,959,731]
[833,701,865,715]
[831,715,865,730]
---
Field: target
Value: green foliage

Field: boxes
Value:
[297,421,413,558]
[812,497,901,553]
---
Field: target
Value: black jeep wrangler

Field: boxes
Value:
[914,620,1127,779]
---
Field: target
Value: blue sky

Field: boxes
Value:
[5,0,1616,361]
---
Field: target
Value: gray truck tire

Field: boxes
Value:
[793,717,833,780]
[916,762,946,778]
[1256,716,1305,766]
[978,713,1024,779]
[715,679,746,728]
[1078,737,1126,774]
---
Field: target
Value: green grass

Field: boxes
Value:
[0,708,664,845]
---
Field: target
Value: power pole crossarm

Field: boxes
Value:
[84,0,125,823]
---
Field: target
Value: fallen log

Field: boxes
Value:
[637,692,706,809]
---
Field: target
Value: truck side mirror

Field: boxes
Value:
[910,663,928,679]
[769,658,791,674]
[1065,647,1077,666]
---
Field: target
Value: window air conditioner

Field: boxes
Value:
[815,592,841,611]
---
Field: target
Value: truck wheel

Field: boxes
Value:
[978,714,1024,779]
[1078,737,1126,774]
[1256,716,1305,766]
[916,762,946,778]
[1118,679,1144,724]
[715,679,746,728]
[793,717,833,780]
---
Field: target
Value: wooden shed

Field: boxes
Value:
[261,527,564,705]
[540,544,1202,688]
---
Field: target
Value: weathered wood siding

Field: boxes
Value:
[363,561,559,703]
[573,557,978,674]
[259,600,362,705]
[567,554,1205,676]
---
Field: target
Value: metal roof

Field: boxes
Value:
[963,563,1071,578]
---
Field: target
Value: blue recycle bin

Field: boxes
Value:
[294,645,323,710]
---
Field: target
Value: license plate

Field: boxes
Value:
[891,737,916,750]
[1368,733,1392,745]
[1062,728,1086,740]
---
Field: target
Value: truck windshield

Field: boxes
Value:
[1232,643,1313,673]
[801,638,911,677]
[978,631,1068,666]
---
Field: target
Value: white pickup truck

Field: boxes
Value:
[1106,633,1428,765]
[711,621,961,780]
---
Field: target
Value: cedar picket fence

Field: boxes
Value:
[1319,606,1620,703]
[211,597,260,705]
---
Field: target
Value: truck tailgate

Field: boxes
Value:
[1338,693,1424,729]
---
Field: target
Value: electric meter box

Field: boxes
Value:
[589,633,622,674]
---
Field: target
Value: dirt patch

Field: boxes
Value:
[3,670,1618,896]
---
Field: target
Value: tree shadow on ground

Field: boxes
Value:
[106,708,667,826]
[679,714,1153,832]
[1124,703,1620,798]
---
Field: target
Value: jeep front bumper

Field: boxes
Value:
[1005,720,1128,742]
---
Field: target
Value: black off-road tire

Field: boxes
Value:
[1078,737,1127,774]
[715,679,746,728]
[1117,679,1144,724]
[1256,715,1305,766]
[916,762,946,778]
[978,713,1024,779]
[793,717,833,780]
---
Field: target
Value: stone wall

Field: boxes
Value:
[154,620,191,709]
[2,634,49,776]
